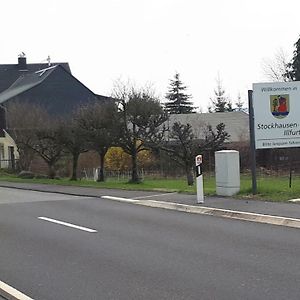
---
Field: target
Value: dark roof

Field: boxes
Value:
[0,56,112,114]
[0,60,71,94]
[0,65,65,104]
[0,63,114,108]
[95,94,113,102]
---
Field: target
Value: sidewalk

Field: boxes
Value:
[1,181,300,220]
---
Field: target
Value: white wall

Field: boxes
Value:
[0,130,19,168]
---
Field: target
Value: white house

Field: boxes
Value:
[0,129,19,169]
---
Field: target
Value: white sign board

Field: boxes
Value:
[253,81,300,149]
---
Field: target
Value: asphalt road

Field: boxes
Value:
[0,187,300,300]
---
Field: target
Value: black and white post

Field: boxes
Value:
[195,155,204,204]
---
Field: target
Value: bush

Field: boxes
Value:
[34,174,49,179]
[18,170,35,179]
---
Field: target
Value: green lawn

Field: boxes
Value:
[0,170,299,202]
[0,173,198,193]
[242,175,300,201]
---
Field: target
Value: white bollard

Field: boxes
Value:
[195,155,204,204]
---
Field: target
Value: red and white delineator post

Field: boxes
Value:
[195,155,204,204]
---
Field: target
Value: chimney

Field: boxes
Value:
[18,52,27,70]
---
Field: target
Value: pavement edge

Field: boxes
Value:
[102,196,300,229]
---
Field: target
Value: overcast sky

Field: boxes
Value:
[2,0,300,111]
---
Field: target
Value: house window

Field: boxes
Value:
[8,146,15,169]
[8,146,13,160]
[0,144,4,160]
[0,144,4,168]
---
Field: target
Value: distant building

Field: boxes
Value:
[168,111,250,143]
[0,54,110,169]
[0,54,110,116]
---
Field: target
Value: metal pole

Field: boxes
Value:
[289,151,292,188]
[248,90,257,194]
[289,165,292,188]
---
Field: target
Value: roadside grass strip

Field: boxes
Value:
[102,196,300,229]
[0,280,34,300]
[131,192,178,199]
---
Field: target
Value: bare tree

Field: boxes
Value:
[6,102,49,170]
[164,122,196,185]
[262,48,290,82]
[113,81,168,183]
[57,115,89,181]
[162,122,230,186]
[31,118,65,179]
[77,101,119,182]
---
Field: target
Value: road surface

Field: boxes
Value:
[0,187,300,299]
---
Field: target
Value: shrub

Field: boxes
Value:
[18,170,35,179]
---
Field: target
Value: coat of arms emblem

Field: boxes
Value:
[270,94,289,119]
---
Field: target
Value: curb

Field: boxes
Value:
[102,196,300,229]
[0,184,100,199]
[2,184,300,229]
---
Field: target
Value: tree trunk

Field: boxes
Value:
[97,151,106,182]
[185,164,194,186]
[130,149,140,183]
[70,152,79,181]
[47,163,56,179]
[19,147,34,171]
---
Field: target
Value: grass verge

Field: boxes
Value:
[0,170,299,202]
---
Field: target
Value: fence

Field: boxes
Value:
[80,168,188,181]
[80,163,300,182]
[0,159,18,170]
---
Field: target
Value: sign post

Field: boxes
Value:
[195,155,204,204]
[248,90,257,194]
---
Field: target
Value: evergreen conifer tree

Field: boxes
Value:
[287,36,300,81]
[165,73,195,114]
[235,93,244,111]
[208,75,233,112]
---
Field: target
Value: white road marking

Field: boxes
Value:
[289,198,300,202]
[102,196,139,202]
[0,280,34,300]
[132,192,178,200]
[38,217,97,233]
